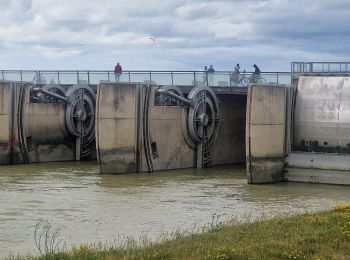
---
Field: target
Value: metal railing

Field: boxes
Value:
[0,69,292,87]
[291,62,350,73]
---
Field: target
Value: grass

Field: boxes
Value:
[10,204,350,259]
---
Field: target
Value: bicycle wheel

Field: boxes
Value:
[241,77,249,87]
[257,77,266,84]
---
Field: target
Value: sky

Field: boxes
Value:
[0,0,349,72]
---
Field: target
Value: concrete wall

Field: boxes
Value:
[211,94,246,165]
[294,76,350,153]
[284,76,350,185]
[0,82,11,163]
[148,90,196,171]
[246,85,287,183]
[286,152,350,185]
[0,82,24,164]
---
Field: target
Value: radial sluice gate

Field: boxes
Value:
[95,83,246,173]
[0,81,96,164]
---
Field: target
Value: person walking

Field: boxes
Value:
[208,65,215,86]
[114,62,122,82]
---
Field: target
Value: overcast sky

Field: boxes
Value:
[0,0,349,71]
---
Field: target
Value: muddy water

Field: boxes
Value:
[0,162,350,257]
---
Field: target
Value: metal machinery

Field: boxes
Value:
[156,85,220,168]
[20,83,96,162]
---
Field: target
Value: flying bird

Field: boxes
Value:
[149,37,156,42]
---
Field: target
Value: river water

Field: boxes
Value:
[0,162,350,257]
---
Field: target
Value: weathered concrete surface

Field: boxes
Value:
[286,152,350,185]
[148,105,196,170]
[24,102,75,162]
[211,94,246,165]
[285,168,350,185]
[0,82,23,164]
[96,83,139,173]
[246,85,288,183]
[294,76,350,153]
[287,152,350,171]
[0,82,12,164]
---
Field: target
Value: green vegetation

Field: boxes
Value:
[12,204,350,259]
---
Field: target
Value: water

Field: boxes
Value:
[0,162,350,257]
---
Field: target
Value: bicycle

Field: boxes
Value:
[239,72,266,87]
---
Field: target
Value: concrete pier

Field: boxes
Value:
[245,84,292,183]
[0,82,25,164]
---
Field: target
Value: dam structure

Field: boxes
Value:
[1,62,350,185]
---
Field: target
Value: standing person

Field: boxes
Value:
[203,66,208,85]
[114,62,122,82]
[208,65,215,86]
[231,63,240,85]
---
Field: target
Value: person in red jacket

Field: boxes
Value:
[114,62,122,82]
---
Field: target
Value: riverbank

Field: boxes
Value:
[14,204,350,260]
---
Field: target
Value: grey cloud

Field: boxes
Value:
[0,0,349,71]
[175,4,217,20]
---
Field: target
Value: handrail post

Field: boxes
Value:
[108,72,110,82]
[38,71,41,84]
[87,71,90,85]
[76,71,79,84]
[149,71,152,82]
[1,70,4,80]
[20,70,23,82]
[58,71,60,84]
[193,72,196,86]
[128,71,131,82]
[277,73,279,84]
[171,72,174,86]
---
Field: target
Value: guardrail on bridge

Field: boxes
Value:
[0,70,292,87]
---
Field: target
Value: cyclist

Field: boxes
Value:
[252,64,261,83]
